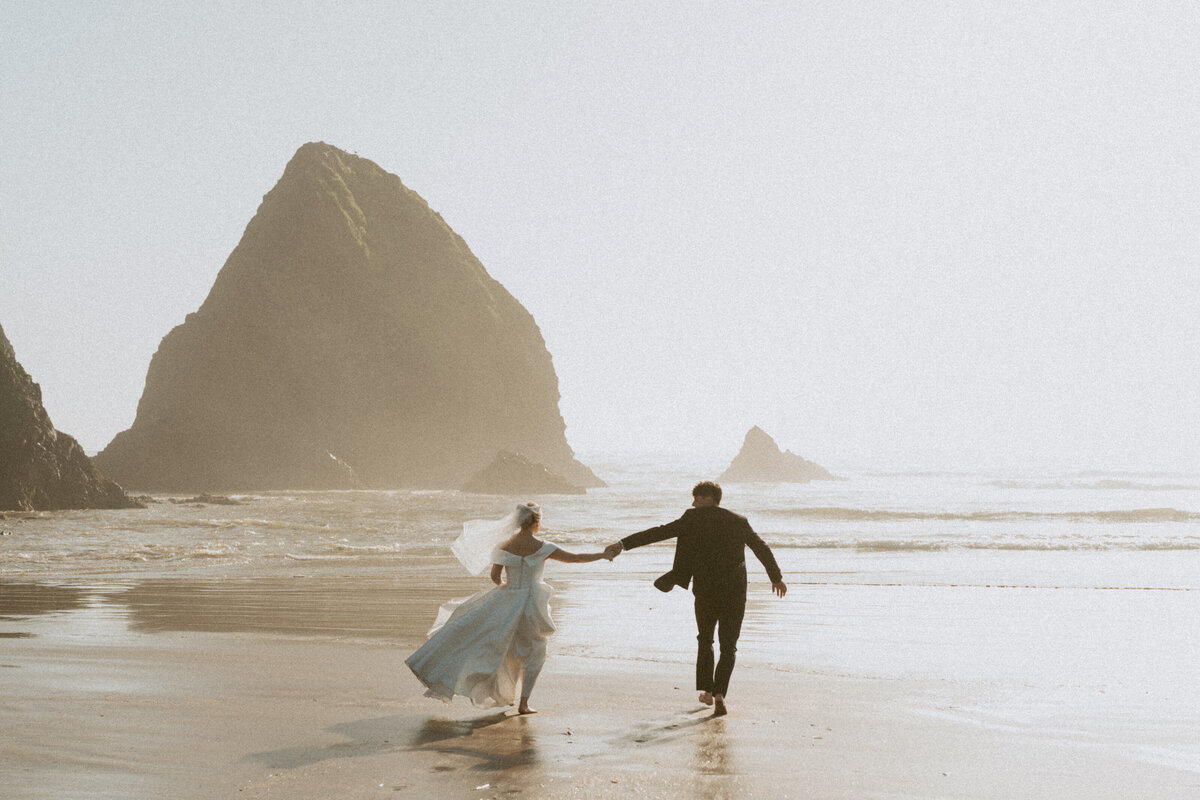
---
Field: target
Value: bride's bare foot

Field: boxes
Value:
[699,691,714,706]
[517,699,537,714]
[712,694,727,717]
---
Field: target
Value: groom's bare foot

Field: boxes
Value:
[699,691,714,706]
[712,694,727,717]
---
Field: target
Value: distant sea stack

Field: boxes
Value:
[0,323,140,511]
[718,426,834,483]
[462,451,585,495]
[95,142,602,492]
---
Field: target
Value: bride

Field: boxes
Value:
[405,502,612,714]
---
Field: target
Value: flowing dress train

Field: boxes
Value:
[406,542,557,707]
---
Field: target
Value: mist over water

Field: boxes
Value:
[4,460,1200,579]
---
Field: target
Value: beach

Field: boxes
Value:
[3,465,1200,798]
[3,558,1198,799]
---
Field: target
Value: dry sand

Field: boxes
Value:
[2,575,1196,799]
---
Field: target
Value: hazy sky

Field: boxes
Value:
[3,1,1199,473]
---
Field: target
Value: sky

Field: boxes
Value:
[2,1,1199,473]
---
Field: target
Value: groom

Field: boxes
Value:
[604,481,786,716]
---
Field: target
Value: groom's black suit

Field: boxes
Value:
[620,506,783,698]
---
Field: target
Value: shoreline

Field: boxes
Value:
[2,572,1198,798]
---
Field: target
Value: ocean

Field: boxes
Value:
[5,458,1200,577]
[3,457,1199,777]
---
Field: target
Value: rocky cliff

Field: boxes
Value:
[0,324,141,511]
[95,142,602,491]
[718,426,834,483]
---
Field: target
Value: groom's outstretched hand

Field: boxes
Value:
[771,581,787,598]
[603,542,623,560]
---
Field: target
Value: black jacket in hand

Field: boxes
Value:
[620,506,783,595]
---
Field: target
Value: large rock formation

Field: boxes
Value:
[462,450,586,496]
[95,142,602,492]
[718,426,834,483]
[0,323,141,511]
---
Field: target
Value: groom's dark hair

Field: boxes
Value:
[692,481,722,504]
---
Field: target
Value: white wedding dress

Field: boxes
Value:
[406,542,558,707]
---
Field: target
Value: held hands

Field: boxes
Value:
[602,541,623,561]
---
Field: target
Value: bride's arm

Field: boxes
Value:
[547,548,609,564]
[490,563,505,585]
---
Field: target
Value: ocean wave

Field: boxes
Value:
[868,470,985,478]
[786,538,1200,552]
[99,518,337,533]
[284,553,359,561]
[328,542,404,554]
[991,480,1200,491]
[119,544,247,562]
[768,507,1200,523]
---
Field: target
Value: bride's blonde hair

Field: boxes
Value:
[516,502,542,529]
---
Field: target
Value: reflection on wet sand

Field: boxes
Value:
[115,575,484,640]
[411,713,541,773]
[408,711,513,746]
[0,574,600,646]
[694,717,731,776]
[692,718,741,800]
[0,583,88,619]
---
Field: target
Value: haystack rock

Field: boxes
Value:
[718,426,834,483]
[462,450,586,495]
[95,142,603,492]
[0,323,141,511]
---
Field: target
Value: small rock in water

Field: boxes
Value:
[170,494,243,506]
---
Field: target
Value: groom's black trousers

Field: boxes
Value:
[694,585,746,698]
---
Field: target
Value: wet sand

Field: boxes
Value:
[2,573,1198,799]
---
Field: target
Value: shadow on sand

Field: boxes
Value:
[248,710,535,772]
[250,705,730,781]
[621,708,726,744]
